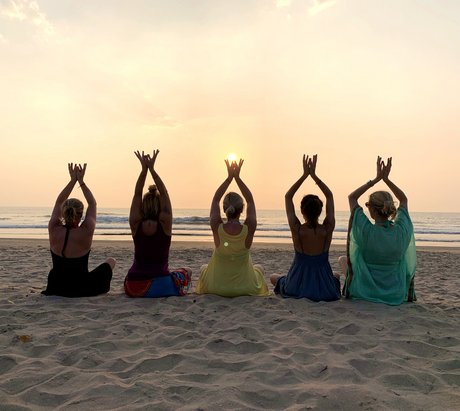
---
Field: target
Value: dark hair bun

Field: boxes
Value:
[148,185,159,194]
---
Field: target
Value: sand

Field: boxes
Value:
[0,238,459,410]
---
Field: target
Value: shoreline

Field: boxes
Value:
[1,237,459,254]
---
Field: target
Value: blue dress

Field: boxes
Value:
[274,251,341,302]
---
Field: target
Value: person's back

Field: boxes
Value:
[43,163,115,297]
[128,221,171,280]
[271,154,340,302]
[195,158,269,297]
[346,205,416,305]
[355,210,412,265]
[49,225,92,259]
[124,150,191,298]
[297,223,329,256]
[341,157,416,305]
[197,223,268,297]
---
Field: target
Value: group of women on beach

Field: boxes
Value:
[42,149,416,306]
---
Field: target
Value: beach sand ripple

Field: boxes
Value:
[0,240,459,410]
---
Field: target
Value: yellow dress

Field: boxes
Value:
[196,224,269,297]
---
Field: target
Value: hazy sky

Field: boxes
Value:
[1,0,459,212]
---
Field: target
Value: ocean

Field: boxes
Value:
[0,207,459,247]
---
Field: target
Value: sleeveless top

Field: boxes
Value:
[195,223,269,297]
[126,222,171,280]
[49,249,90,274]
[43,226,112,297]
[51,225,89,271]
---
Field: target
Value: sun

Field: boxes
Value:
[227,152,237,162]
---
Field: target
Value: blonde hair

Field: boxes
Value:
[223,192,244,219]
[62,198,84,226]
[368,191,397,220]
[142,185,160,220]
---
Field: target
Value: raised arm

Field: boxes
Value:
[49,163,79,228]
[233,159,256,230]
[129,151,148,232]
[382,157,408,210]
[348,156,384,211]
[285,155,309,231]
[210,160,233,232]
[309,155,335,230]
[229,160,258,248]
[77,164,97,232]
[146,150,173,233]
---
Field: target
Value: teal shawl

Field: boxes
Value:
[343,206,416,305]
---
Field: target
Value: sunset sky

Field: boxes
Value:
[1,0,459,212]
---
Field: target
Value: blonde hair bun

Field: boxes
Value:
[142,186,160,220]
[382,200,397,217]
[61,198,84,226]
[368,191,397,220]
[223,192,244,219]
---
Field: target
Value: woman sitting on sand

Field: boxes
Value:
[43,163,115,297]
[270,154,341,301]
[339,156,416,305]
[195,158,269,297]
[124,150,192,298]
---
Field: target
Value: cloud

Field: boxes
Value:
[274,0,337,16]
[309,0,337,16]
[135,100,182,128]
[0,0,55,36]
[275,0,292,8]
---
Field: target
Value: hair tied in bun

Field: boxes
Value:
[225,205,236,215]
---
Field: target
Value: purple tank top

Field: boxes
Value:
[127,222,171,280]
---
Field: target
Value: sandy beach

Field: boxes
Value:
[0,238,459,410]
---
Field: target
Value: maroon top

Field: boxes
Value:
[126,222,171,280]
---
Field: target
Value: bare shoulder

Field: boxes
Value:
[80,218,96,234]
[210,215,223,232]
[319,221,334,234]
[48,215,62,231]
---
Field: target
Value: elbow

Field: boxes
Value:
[348,193,358,204]
[399,196,408,208]
[348,195,358,210]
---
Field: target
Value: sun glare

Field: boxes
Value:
[227,153,237,162]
